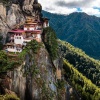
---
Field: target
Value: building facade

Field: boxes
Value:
[4,17,49,53]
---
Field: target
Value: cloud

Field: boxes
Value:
[81,7,100,16]
[55,0,93,8]
[38,0,100,16]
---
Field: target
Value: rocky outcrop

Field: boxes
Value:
[0,3,6,17]
[7,4,25,27]
[0,3,8,43]
[22,0,35,16]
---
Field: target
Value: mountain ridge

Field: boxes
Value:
[42,11,100,59]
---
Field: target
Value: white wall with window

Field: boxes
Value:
[14,35,24,45]
[6,46,22,53]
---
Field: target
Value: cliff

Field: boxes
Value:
[0,1,66,100]
[0,43,61,100]
[0,38,65,100]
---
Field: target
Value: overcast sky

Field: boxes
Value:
[38,0,100,17]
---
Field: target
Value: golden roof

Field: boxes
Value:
[26,17,34,23]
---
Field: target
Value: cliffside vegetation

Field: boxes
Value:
[0,39,58,100]
[59,40,100,87]
[43,27,58,60]
[63,59,100,100]
[0,40,41,74]
[0,94,20,100]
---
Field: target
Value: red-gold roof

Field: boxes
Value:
[9,30,25,33]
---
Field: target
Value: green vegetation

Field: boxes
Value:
[19,40,41,60]
[59,40,100,86]
[0,51,20,73]
[0,40,41,74]
[55,79,66,100]
[63,59,100,100]
[43,27,58,60]
[0,94,20,100]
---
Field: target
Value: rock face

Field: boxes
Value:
[22,0,35,15]
[0,0,42,40]
[0,3,6,17]
[0,44,64,100]
[7,4,25,27]
[0,3,8,43]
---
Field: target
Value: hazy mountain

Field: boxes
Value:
[42,11,100,59]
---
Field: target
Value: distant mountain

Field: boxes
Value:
[42,11,100,59]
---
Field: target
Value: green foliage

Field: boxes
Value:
[26,40,42,54]
[0,40,41,73]
[63,59,100,100]
[0,51,20,73]
[55,79,66,100]
[43,27,58,60]
[19,40,41,60]
[59,40,100,86]
[0,94,20,100]
[56,79,66,89]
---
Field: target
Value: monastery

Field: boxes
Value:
[4,17,49,53]
[3,16,62,80]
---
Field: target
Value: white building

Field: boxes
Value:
[9,30,25,45]
[43,18,49,28]
[4,17,49,53]
[4,43,22,53]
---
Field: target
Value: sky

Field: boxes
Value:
[38,0,100,17]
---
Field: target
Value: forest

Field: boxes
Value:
[59,40,100,87]
[63,59,100,100]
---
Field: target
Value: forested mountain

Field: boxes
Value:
[43,11,100,59]
[58,40,100,87]
[63,59,100,100]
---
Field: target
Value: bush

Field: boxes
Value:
[0,94,20,100]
